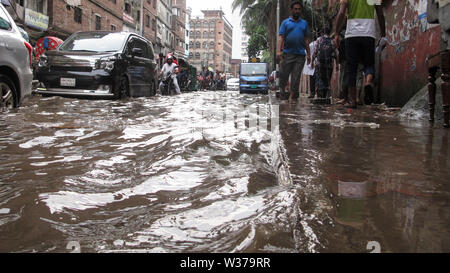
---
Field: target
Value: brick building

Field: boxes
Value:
[188,10,233,73]
[172,0,186,58]
[156,0,174,55]
[48,0,124,39]
[142,0,158,44]
[8,0,178,56]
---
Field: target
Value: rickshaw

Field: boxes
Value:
[176,57,190,92]
[188,65,198,91]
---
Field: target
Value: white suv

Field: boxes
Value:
[0,2,33,109]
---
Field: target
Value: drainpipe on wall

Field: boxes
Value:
[140,0,144,36]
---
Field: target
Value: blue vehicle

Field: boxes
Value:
[239,62,269,94]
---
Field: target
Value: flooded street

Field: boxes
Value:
[0,91,449,253]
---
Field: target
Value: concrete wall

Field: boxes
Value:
[379,0,441,107]
[324,0,441,107]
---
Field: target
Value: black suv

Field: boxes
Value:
[36,31,157,99]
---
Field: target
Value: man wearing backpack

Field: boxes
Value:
[333,0,386,108]
[312,27,338,99]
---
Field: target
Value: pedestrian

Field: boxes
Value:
[277,1,312,104]
[303,37,317,99]
[312,26,338,99]
[336,30,348,104]
[200,67,208,90]
[333,0,386,108]
[158,53,165,71]
[159,55,181,95]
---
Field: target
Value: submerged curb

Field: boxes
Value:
[268,91,293,188]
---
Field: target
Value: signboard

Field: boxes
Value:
[123,13,134,25]
[25,8,49,31]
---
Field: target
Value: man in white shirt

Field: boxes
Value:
[159,56,181,94]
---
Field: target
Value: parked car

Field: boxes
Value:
[0,2,33,109]
[35,31,158,99]
[226,78,239,91]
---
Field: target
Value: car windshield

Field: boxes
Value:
[59,32,128,52]
[241,64,267,76]
[0,6,12,30]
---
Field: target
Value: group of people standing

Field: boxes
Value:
[198,67,226,91]
[278,0,386,108]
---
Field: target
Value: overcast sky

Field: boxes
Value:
[186,0,244,59]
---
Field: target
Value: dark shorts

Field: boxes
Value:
[345,37,375,87]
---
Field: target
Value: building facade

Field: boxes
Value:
[230,59,241,78]
[172,0,186,58]
[5,0,166,53]
[142,0,158,43]
[156,0,174,55]
[184,7,191,58]
[188,10,233,73]
[241,32,248,62]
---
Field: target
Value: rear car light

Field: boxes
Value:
[24,41,33,68]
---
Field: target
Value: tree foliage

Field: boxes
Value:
[232,0,337,57]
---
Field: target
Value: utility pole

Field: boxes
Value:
[276,0,280,89]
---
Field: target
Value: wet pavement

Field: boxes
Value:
[0,91,449,253]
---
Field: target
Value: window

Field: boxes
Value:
[195,52,200,59]
[153,0,156,9]
[74,7,82,24]
[203,31,207,38]
[152,19,156,31]
[203,21,208,28]
[111,25,116,31]
[0,6,12,30]
[146,15,150,27]
[137,11,140,22]
[196,21,201,28]
[210,31,214,38]
[210,41,214,47]
[210,21,215,28]
[110,0,116,4]
[124,3,131,14]
[95,15,101,30]
[202,41,207,48]
[127,38,150,59]
[28,0,45,13]
[195,42,200,49]
[189,52,193,58]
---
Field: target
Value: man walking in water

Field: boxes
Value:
[333,0,386,108]
[277,1,311,104]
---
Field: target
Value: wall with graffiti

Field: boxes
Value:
[379,0,441,106]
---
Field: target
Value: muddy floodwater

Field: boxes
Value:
[0,91,449,253]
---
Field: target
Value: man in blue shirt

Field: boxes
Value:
[277,1,311,103]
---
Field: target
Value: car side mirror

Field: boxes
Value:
[132,48,143,57]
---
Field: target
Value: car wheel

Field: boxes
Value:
[114,76,129,99]
[0,75,18,109]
